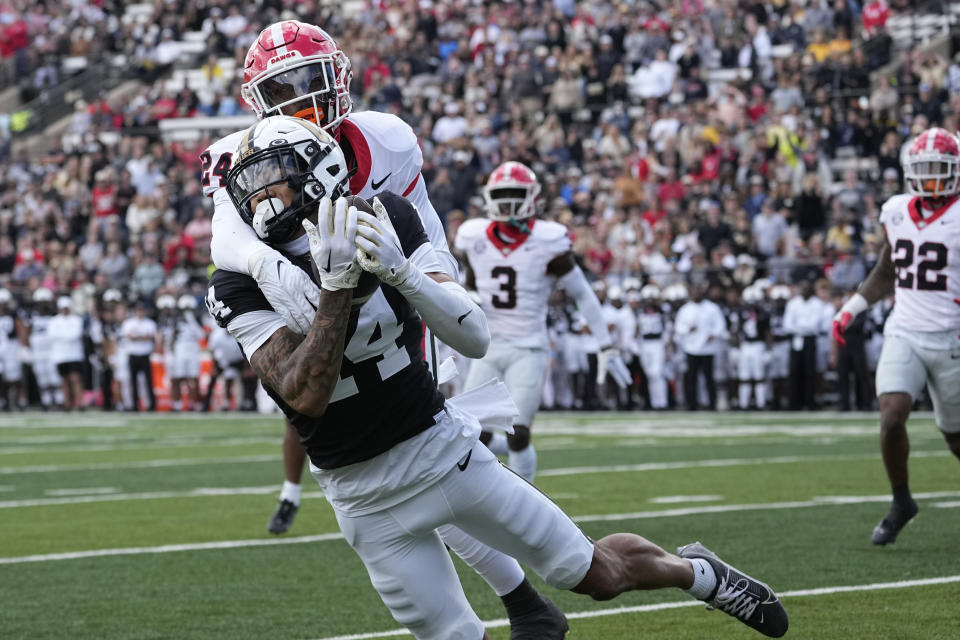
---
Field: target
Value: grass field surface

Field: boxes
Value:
[2,411,958,639]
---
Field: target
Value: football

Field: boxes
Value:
[309,195,380,304]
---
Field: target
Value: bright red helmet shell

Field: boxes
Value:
[904,127,960,199]
[241,21,352,132]
[483,161,541,221]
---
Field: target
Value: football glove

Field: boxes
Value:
[832,293,868,347]
[248,246,320,335]
[303,197,363,292]
[597,346,631,388]
[354,197,412,288]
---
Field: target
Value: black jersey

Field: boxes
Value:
[736,307,770,342]
[206,192,445,470]
[0,314,15,340]
[768,306,789,342]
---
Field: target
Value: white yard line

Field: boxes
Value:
[45,487,118,496]
[572,490,960,523]
[0,437,279,455]
[312,574,960,640]
[0,454,280,475]
[538,450,949,477]
[0,532,344,565]
[0,487,325,509]
[4,490,959,564]
[649,495,723,504]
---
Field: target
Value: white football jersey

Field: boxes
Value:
[879,194,960,337]
[204,110,457,277]
[455,218,571,349]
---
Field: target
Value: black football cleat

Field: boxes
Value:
[678,542,788,638]
[871,499,918,545]
[267,499,299,534]
[509,594,569,640]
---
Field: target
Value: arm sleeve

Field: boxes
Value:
[556,266,613,347]
[394,267,489,359]
[210,188,268,275]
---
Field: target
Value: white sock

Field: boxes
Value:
[508,445,537,483]
[280,481,301,506]
[739,383,751,409]
[436,524,525,596]
[755,382,767,408]
[487,432,509,456]
[684,558,718,600]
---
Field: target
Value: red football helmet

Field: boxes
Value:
[903,127,960,199]
[241,21,352,132]
[483,161,541,222]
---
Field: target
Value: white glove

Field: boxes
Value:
[354,197,412,288]
[302,197,362,292]
[597,346,631,388]
[248,246,320,335]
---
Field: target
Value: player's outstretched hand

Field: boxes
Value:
[249,246,320,335]
[303,197,362,292]
[832,310,853,347]
[597,346,631,388]
[354,197,411,288]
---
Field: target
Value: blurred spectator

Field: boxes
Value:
[48,297,86,410]
[121,302,157,412]
[98,242,129,288]
[753,201,789,258]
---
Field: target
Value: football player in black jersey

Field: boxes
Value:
[209,116,572,639]
[208,116,789,640]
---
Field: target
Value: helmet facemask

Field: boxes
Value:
[904,156,960,200]
[226,127,349,244]
[242,54,351,131]
[483,185,540,231]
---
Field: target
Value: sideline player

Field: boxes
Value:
[200,21,455,534]
[25,288,61,409]
[209,116,569,638]
[0,288,24,410]
[454,162,630,481]
[209,117,788,640]
[736,286,771,410]
[170,295,204,411]
[833,126,960,545]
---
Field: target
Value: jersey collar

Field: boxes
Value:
[486,219,535,256]
[909,195,958,229]
[336,119,371,195]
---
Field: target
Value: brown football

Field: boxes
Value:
[308,195,380,305]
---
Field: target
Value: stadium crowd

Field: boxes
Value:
[0,0,954,411]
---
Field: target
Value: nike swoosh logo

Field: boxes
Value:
[323,250,332,272]
[457,309,472,325]
[456,449,473,472]
[371,172,392,191]
[700,566,705,574]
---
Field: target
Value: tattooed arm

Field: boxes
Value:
[249,289,352,417]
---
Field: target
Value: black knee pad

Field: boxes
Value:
[507,425,531,451]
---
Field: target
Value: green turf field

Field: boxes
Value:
[2,411,958,639]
